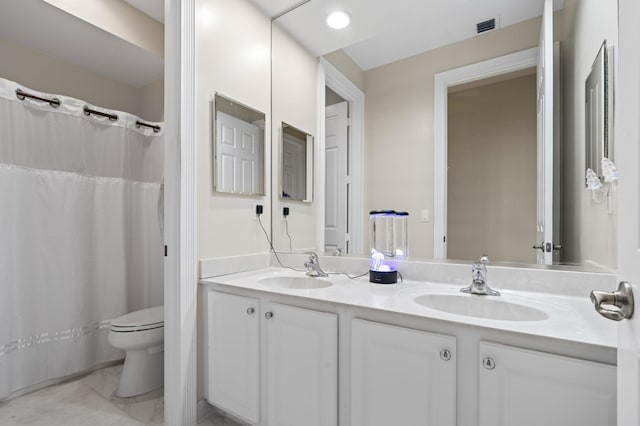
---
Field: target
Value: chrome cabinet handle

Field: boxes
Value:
[440,349,452,361]
[482,357,496,370]
[590,281,634,321]
[246,307,255,315]
[265,312,274,319]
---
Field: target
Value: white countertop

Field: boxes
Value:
[200,267,617,350]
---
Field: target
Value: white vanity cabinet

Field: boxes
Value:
[266,303,338,426]
[205,290,338,426]
[350,319,456,426]
[478,341,616,426]
[202,278,616,426]
[206,291,260,424]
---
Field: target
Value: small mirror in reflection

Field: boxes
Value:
[585,41,610,178]
[213,93,265,195]
[281,122,313,202]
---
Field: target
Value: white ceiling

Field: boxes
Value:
[253,0,564,70]
[0,0,163,88]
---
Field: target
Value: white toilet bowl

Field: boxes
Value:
[108,306,164,397]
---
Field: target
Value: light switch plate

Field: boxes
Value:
[420,209,429,222]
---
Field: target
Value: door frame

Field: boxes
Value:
[433,47,538,259]
[317,58,365,254]
[164,0,198,424]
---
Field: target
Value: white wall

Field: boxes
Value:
[271,23,319,253]
[557,0,618,269]
[196,0,271,259]
[364,17,543,259]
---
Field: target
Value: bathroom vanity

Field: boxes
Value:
[200,266,616,426]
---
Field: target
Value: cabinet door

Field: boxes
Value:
[350,319,456,426]
[266,303,337,426]
[479,341,616,426]
[207,291,260,424]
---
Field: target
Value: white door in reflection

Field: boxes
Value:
[325,101,349,253]
[535,0,558,265]
[216,111,262,194]
[282,132,306,200]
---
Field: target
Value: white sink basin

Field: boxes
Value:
[414,293,549,322]
[259,276,333,290]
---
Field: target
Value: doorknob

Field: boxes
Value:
[532,243,563,252]
[590,281,634,321]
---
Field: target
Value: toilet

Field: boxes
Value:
[108,306,164,397]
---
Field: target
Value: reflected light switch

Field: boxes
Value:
[420,209,429,222]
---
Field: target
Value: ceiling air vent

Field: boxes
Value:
[476,18,496,34]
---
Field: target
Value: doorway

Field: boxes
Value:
[325,87,349,253]
[447,70,537,263]
[433,47,543,261]
[320,58,365,254]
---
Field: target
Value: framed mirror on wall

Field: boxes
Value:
[280,122,313,203]
[212,93,266,196]
[585,41,610,178]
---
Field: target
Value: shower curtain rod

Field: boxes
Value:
[83,105,118,121]
[136,121,161,133]
[15,88,61,108]
[16,88,161,132]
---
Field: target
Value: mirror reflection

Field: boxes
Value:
[213,93,265,196]
[281,122,313,202]
[585,41,610,178]
[267,0,618,271]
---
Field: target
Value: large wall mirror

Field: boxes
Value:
[212,93,266,196]
[264,0,618,271]
[281,122,313,203]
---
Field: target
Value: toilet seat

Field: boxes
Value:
[111,306,164,332]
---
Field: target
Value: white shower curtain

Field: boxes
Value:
[0,77,164,400]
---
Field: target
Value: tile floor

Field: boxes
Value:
[0,364,242,426]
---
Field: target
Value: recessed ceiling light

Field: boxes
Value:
[326,10,351,29]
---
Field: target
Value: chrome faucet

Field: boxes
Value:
[461,255,500,296]
[304,252,328,277]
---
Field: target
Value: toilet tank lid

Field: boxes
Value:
[111,306,164,328]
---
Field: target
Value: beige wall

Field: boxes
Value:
[557,0,617,269]
[364,17,543,259]
[325,86,345,107]
[42,0,163,57]
[0,37,163,119]
[140,79,164,122]
[324,49,365,91]
[271,23,319,252]
[447,74,537,263]
[196,0,272,260]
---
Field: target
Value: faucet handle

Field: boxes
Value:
[479,254,489,264]
[472,262,486,280]
[304,251,319,261]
